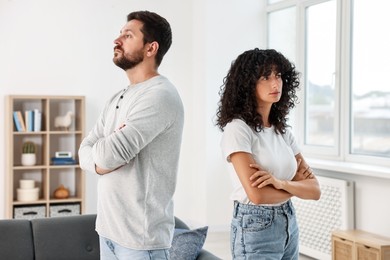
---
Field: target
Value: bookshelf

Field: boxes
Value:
[5,95,85,219]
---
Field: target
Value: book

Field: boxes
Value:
[13,111,22,131]
[33,109,42,132]
[13,111,26,132]
[25,111,29,131]
[51,157,77,165]
[17,111,26,131]
[25,110,34,132]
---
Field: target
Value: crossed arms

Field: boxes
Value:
[229,152,321,205]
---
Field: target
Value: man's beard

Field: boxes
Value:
[113,49,144,71]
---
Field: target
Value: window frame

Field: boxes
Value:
[266,0,390,168]
[301,0,341,157]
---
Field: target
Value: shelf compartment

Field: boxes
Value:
[49,168,83,200]
[13,134,47,166]
[12,169,48,203]
[49,134,81,165]
[48,98,83,132]
[11,98,47,132]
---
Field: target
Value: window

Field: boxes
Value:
[267,0,390,167]
[350,0,390,159]
[305,0,337,148]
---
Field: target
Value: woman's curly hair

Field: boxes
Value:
[216,48,300,134]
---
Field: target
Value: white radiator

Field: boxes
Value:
[292,175,355,260]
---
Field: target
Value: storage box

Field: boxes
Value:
[50,203,80,217]
[332,229,390,260]
[14,205,46,220]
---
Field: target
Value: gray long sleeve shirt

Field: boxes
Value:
[78,75,184,250]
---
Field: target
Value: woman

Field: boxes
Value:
[216,48,321,259]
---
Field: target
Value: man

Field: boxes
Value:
[78,11,184,260]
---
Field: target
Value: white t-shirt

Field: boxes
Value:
[221,119,300,204]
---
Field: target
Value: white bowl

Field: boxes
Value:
[17,187,39,202]
[20,179,35,189]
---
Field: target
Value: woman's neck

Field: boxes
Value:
[257,104,272,127]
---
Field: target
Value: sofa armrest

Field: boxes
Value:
[197,248,223,260]
[174,216,190,229]
[0,219,34,260]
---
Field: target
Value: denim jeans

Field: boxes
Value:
[99,236,170,260]
[231,200,299,260]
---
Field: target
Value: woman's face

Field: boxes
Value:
[255,71,283,106]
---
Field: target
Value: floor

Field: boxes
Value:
[203,231,230,259]
[203,231,317,260]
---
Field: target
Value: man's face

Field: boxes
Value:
[113,19,146,71]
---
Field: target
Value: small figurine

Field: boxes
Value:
[54,111,74,131]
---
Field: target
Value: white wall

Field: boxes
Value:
[201,0,267,229]
[2,0,389,241]
[0,0,194,218]
[0,0,265,228]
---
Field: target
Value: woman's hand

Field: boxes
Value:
[249,163,285,190]
[248,154,321,200]
[229,152,294,204]
[292,158,314,181]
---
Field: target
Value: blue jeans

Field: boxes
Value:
[99,236,170,260]
[231,200,299,260]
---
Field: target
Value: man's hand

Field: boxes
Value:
[95,164,123,175]
[95,165,112,175]
[114,123,126,132]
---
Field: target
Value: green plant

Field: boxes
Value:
[22,141,36,154]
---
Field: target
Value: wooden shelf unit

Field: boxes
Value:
[332,229,390,260]
[5,95,85,219]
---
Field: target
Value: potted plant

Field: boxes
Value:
[21,141,36,166]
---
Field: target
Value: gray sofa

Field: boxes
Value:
[0,214,221,260]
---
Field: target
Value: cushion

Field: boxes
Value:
[169,226,208,260]
[31,214,99,260]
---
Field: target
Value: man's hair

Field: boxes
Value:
[127,11,172,67]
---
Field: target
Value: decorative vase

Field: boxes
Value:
[54,185,70,199]
[21,153,36,166]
